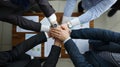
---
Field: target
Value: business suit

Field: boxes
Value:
[70,28,120,43]
[0,0,55,17]
[0,0,55,32]
[64,28,120,67]
[0,32,61,67]
[64,39,116,67]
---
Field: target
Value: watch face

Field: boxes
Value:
[69,24,72,28]
[52,24,58,28]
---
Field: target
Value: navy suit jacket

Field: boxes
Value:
[64,28,120,67]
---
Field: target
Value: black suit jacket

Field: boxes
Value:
[0,32,61,67]
[0,0,55,32]
[0,32,47,66]
[0,0,55,17]
[7,45,61,67]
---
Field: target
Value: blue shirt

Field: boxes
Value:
[64,0,117,24]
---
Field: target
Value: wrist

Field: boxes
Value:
[70,17,80,26]
[63,37,71,44]
[54,40,62,47]
[54,43,61,47]
[62,16,71,24]
[48,13,58,25]
[67,21,73,29]
[41,25,50,32]
[51,21,58,28]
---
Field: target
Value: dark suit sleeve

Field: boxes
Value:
[71,28,120,43]
[1,15,41,32]
[35,0,55,17]
[89,40,120,53]
[0,32,47,66]
[43,45,61,67]
[64,39,93,67]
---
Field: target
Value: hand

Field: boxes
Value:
[48,26,61,38]
[50,26,70,42]
[61,23,71,33]
[54,38,62,47]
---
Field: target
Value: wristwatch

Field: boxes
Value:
[52,24,58,28]
[51,21,58,28]
[67,22,72,29]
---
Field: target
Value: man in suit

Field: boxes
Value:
[50,25,120,67]
[0,0,58,32]
[0,32,61,67]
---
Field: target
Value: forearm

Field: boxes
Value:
[36,0,55,17]
[1,15,41,32]
[63,0,77,17]
[0,32,47,66]
[70,0,117,25]
[64,39,93,67]
[80,0,116,24]
[10,32,47,61]
[43,45,61,67]
[71,28,120,43]
[90,40,120,53]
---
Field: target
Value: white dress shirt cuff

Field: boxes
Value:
[70,17,81,27]
[41,25,50,32]
[63,37,71,44]
[45,32,49,38]
[48,13,58,25]
[62,16,71,24]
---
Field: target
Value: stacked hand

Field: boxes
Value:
[49,24,71,42]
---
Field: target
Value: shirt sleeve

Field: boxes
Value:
[66,0,117,26]
[64,39,93,67]
[78,0,117,24]
[63,0,77,17]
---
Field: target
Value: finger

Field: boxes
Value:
[61,24,68,30]
[50,31,59,37]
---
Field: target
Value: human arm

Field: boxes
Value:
[63,0,77,17]
[89,40,120,53]
[63,0,117,27]
[0,32,47,66]
[43,39,61,67]
[64,39,93,67]
[35,0,55,17]
[71,28,120,43]
[50,26,93,67]
[35,0,58,26]
[62,0,77,24]
[1,15,50,32]
[59,26,120,53]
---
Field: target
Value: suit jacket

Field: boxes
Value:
[64,39,115,67]
[64,28,120,67]
[0,32,61,67]
[0,32,47,66]
[0,0,55,32]
[0,0,55,17]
